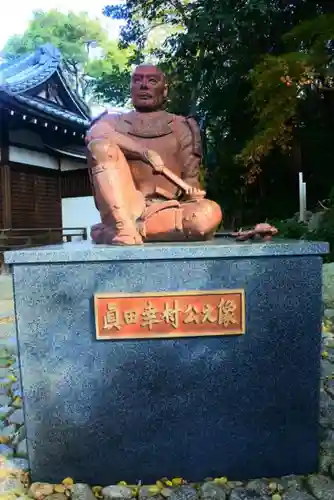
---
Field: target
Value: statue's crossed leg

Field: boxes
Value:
[87,128,222,245]
[91,198,222,244]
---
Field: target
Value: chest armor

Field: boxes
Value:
[114,111,182,198]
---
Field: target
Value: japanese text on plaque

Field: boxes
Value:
[94,290,245,340]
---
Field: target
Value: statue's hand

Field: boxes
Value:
[145,150,206,200]
[183,185,206,201]
[145,150,165,174]
[232,223,278,241]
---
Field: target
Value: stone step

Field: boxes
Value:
[0,324,16,343]
[0,337,17,354]
[0,300,14,315]
[0,276,13,301]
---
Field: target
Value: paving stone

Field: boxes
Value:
[0,276,13,300]
[0,377,12,389]
[0,443,14,457]
[71,484,96,500]
[4,337,18,354]
[0,367,11,378]
[0,394,11,406]
[102,485,133,499]
[16,439,27,458]
[0,423,16,440]
[0,405,15,420]
[8,408,24,425]
[307,474,334,500]
[10,457,29,470]
[0,358,11,369]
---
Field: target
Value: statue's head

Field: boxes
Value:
[131,64,167,112]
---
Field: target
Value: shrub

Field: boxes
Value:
[306,208,334,263]
[270,211,334,263]
[271,218,308,239]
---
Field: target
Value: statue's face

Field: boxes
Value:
[131,65,167,112]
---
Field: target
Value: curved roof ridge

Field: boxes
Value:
[56,65,91,119]
[0,43,92,122]
[0,44,61,94]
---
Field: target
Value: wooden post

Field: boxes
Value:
[302,181,307,219]
[298,172,307,223]
[0,109,11,229]
[1,165,12,228]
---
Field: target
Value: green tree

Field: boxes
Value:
[1,9,130,103]
[104,0,327,224]
[87,40,134,106]
[238,12,334,177]
[94,2,188,106]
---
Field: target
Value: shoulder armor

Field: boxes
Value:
[89,110,108,127]
[185,116,202,157]
[90,111,123,128]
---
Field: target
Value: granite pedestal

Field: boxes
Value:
[5,239,328,485]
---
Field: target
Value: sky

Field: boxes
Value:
[0,0,121,49]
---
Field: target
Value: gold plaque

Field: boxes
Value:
[94,289,245,340]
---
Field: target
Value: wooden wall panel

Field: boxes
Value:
[1,166,12,228]
[0,169,3,228]
[11,169,34,228]
[0,108,9,229]
[61,169,91,198]
[10,165,61,229]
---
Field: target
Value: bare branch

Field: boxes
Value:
[319,199,329,210]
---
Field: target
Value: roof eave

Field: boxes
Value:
[46,145,87,161]
[0,92,89,131]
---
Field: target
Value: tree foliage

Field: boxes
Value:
[3,10,107,62]
[1,10,131,103]
[95,2,188,105]
[87,40,134,106]
[238,12,334,178]
[104,0,333,224]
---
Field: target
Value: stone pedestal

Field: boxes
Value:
[5,239,328,485]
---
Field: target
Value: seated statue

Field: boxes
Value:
[85,64,223,245]
[86,64,277,245]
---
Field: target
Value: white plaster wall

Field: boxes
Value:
[9,146,86,171]
[60,158,86,171]
[61,196,100,240]
[9,146,58,170]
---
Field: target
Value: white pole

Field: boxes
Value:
[299,172,304,222]
[302,181,307,221]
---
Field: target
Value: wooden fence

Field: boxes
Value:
[0,227,88,273]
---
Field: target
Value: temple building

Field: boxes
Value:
[0,43,99,239]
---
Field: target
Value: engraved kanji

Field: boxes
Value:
[123,310,138,325]
[202,304,217,323]
[162,300,182,329]
[217,299,237,327]
[183,304,200,324]
[103,303,121,330]
[141,301,161,331]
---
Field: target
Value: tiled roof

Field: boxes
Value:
[0,44,91,127]
[0,44,61,93]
